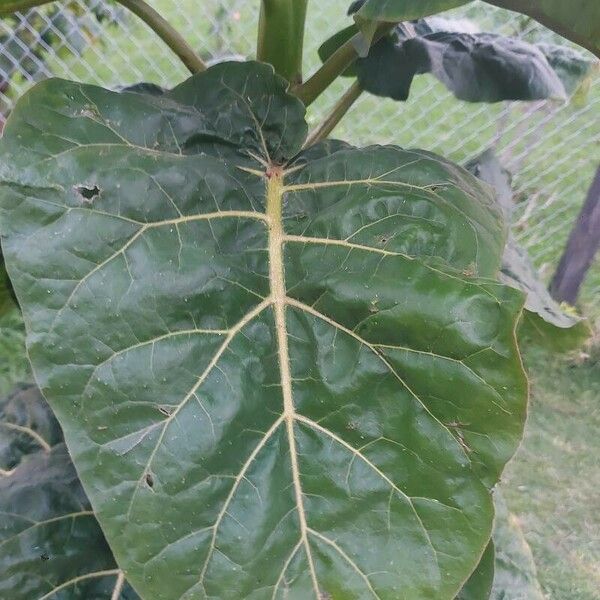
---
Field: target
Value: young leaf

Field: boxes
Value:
[0,61,527,599]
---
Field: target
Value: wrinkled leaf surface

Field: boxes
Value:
[0,61,527,599]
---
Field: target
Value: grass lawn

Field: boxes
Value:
[501,347,600,599]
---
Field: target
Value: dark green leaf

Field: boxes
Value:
[537,43,598,95]
[321,20,569,103]
[0,61,527,599]
[317,24,359,76]
[487,0,600,59]
[455,542,494,600]
[466,150,590,352]
[491,491,544,600]
[0,384,61,473]
[405,32,566,102]
[355,34,416,100]
[0,384,139,598]
[0,443,139,599]
[0,257,16,318]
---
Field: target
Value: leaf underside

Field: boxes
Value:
[0,61,527,599]
[350,0,600,58]
[320,20,576,104]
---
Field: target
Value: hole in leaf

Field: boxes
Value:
[145,473,154,488]
[75,184,101,201]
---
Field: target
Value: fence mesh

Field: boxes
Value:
[1,0,599,313]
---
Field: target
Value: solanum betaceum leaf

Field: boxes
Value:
[0,61,527,599]
[0,384,61,474]
[466,150,590,352]
[320,21,569,103]
[0,385,139,599]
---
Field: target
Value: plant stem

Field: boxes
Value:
[117,0,206,74]
[295,37,357,106]
[295,23,393,106]
[257,0,309,84]
[304,81,363,147]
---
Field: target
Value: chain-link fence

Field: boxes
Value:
[1,0,599,313]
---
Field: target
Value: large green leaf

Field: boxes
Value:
[466,150,590,352]
[0,385,139,599]
[0,61,527,599]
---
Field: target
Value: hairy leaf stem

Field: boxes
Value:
[295,22,393,106]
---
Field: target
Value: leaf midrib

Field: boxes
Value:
[266,170,322,596]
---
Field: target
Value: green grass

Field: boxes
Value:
[501,346,600,599]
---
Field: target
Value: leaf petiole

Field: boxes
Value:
[303,81,363,147]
